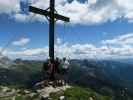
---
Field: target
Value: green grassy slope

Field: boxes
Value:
[50,86,112,100]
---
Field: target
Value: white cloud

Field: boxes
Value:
[0,0,20,14]
[88,0,97,5]
[26,0,133,24]
[102,33,133,46]
[7,47,48,60]
[12,37,30,46]
[56,38,62,44]
[14,13,28,22]
[3,36,132,60]
[1,0,133,24]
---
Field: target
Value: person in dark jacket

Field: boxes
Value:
[54,57,62,86]
[55,57,60,74]
[42,59,49,80]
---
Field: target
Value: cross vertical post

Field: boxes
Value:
[49,0,55,61]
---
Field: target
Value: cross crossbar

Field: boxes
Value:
[29,6,70,22]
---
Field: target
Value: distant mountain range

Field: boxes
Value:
[68,59,133,92]
[67,59,133,99]
[0,58,133,99]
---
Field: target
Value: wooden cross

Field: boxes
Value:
[29,0,70,61]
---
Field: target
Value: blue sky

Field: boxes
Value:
[1,0,133,60]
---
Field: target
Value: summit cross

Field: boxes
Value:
[29,0,70,61]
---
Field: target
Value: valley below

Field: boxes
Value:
[0,58,133,100]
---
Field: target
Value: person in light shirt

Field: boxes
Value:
[60,57,70,85]
[61,57,70,74]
